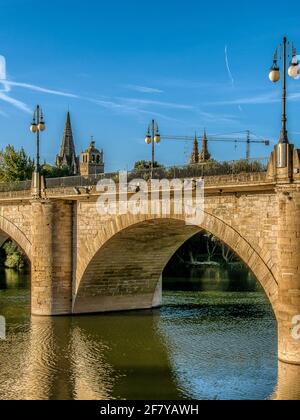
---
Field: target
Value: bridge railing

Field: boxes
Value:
[45,157,269,188]
[0,157,269,194]
[0,179,32,193]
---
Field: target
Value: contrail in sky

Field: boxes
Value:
[224,46,243,112]
[0,54,193,121]
[225,45,234,86]
[0,56,32,112]
[5,81,78,98]
[0,55,11,92]
[0,54,78,114]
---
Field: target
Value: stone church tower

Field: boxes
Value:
[190,133,199,164]
[80,138,105,176]
[190,131,211,164]
[199,131,211,162]
[56,112,79,175]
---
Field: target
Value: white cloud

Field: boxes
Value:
[0,54,79,113]
[0,55,11,93]
[118,97,194,110]
[0,55,181,119]
[208,92,280,106]
[196,109,239,125]
[88,97,182,123]
[0,92,32,113]
[89,98,123,110]
[6,81,79,98]
[124,85,164,94]
[0,56,6,80]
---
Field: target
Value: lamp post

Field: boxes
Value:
[269,37,299,167]
[145,119,161,177]
[30,105,46,197]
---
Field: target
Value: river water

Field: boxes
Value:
[0,269,288,400]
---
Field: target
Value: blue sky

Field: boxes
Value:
[0,0,300,171]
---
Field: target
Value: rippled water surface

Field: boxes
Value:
[0,270,280,400]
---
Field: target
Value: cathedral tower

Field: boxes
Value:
[190,133,199,164]
[190,131,211,164]
[199,131,211,162]
[56,112,79,175]
[80,138,105,176]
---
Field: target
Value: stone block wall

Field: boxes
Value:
[31,200,73,316]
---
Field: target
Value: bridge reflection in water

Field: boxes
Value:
[0,312,179,400]
[273,362,300,401]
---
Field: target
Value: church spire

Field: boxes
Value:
[60,112,75,158]
[199,130,211,162]
[190,132,199,164]
[56,112,79,175]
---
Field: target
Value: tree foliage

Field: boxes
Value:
[132,159,266,181]
[41,164,72,179]
[0,146,34,182]
[2,241,27,270]
[134,160,162,171]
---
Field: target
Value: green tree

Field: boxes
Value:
[134,160,162,171]
[0,145,34,182]
[2,241,27,270]
[41,164,72,179]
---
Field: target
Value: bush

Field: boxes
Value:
[42,164,73,179]
[2,241,27,270]
[5,253,25,270]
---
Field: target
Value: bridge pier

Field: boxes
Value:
[31,200,73,316]
[277,185,300,365]
[267,144,300,365]
[273,361,300,400]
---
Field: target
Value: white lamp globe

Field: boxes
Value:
[269,68,280,83]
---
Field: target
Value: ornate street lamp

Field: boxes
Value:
[145,119,161,177]
[30,105,46,197]
[269,37,299,167]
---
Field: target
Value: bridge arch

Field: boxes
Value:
[74,212,278,315]
[0,215,32,261]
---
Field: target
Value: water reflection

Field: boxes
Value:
[273,362,300,401]
[158,292,277,400]
[0,268,29,290]
[70,313,179,400]
[0,270,299,400]
[164,266,261,292]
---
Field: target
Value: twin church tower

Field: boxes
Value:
[56,112,105,176]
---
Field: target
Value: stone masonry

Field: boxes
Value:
[0,147,299,367]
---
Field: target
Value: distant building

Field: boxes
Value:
[190,133,199,164]
[199,131,211,162]
[56,112,79,175]
[190,131,211,164]
[80,138,105,176]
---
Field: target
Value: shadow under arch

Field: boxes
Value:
[0,215,32,262]
[74,213,278,316]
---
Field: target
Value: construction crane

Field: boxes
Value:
[160,130,271,160]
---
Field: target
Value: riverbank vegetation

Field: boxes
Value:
[0,241,28,271]
[163,232,259,292]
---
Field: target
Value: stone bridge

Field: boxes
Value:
[0,147,300,366]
